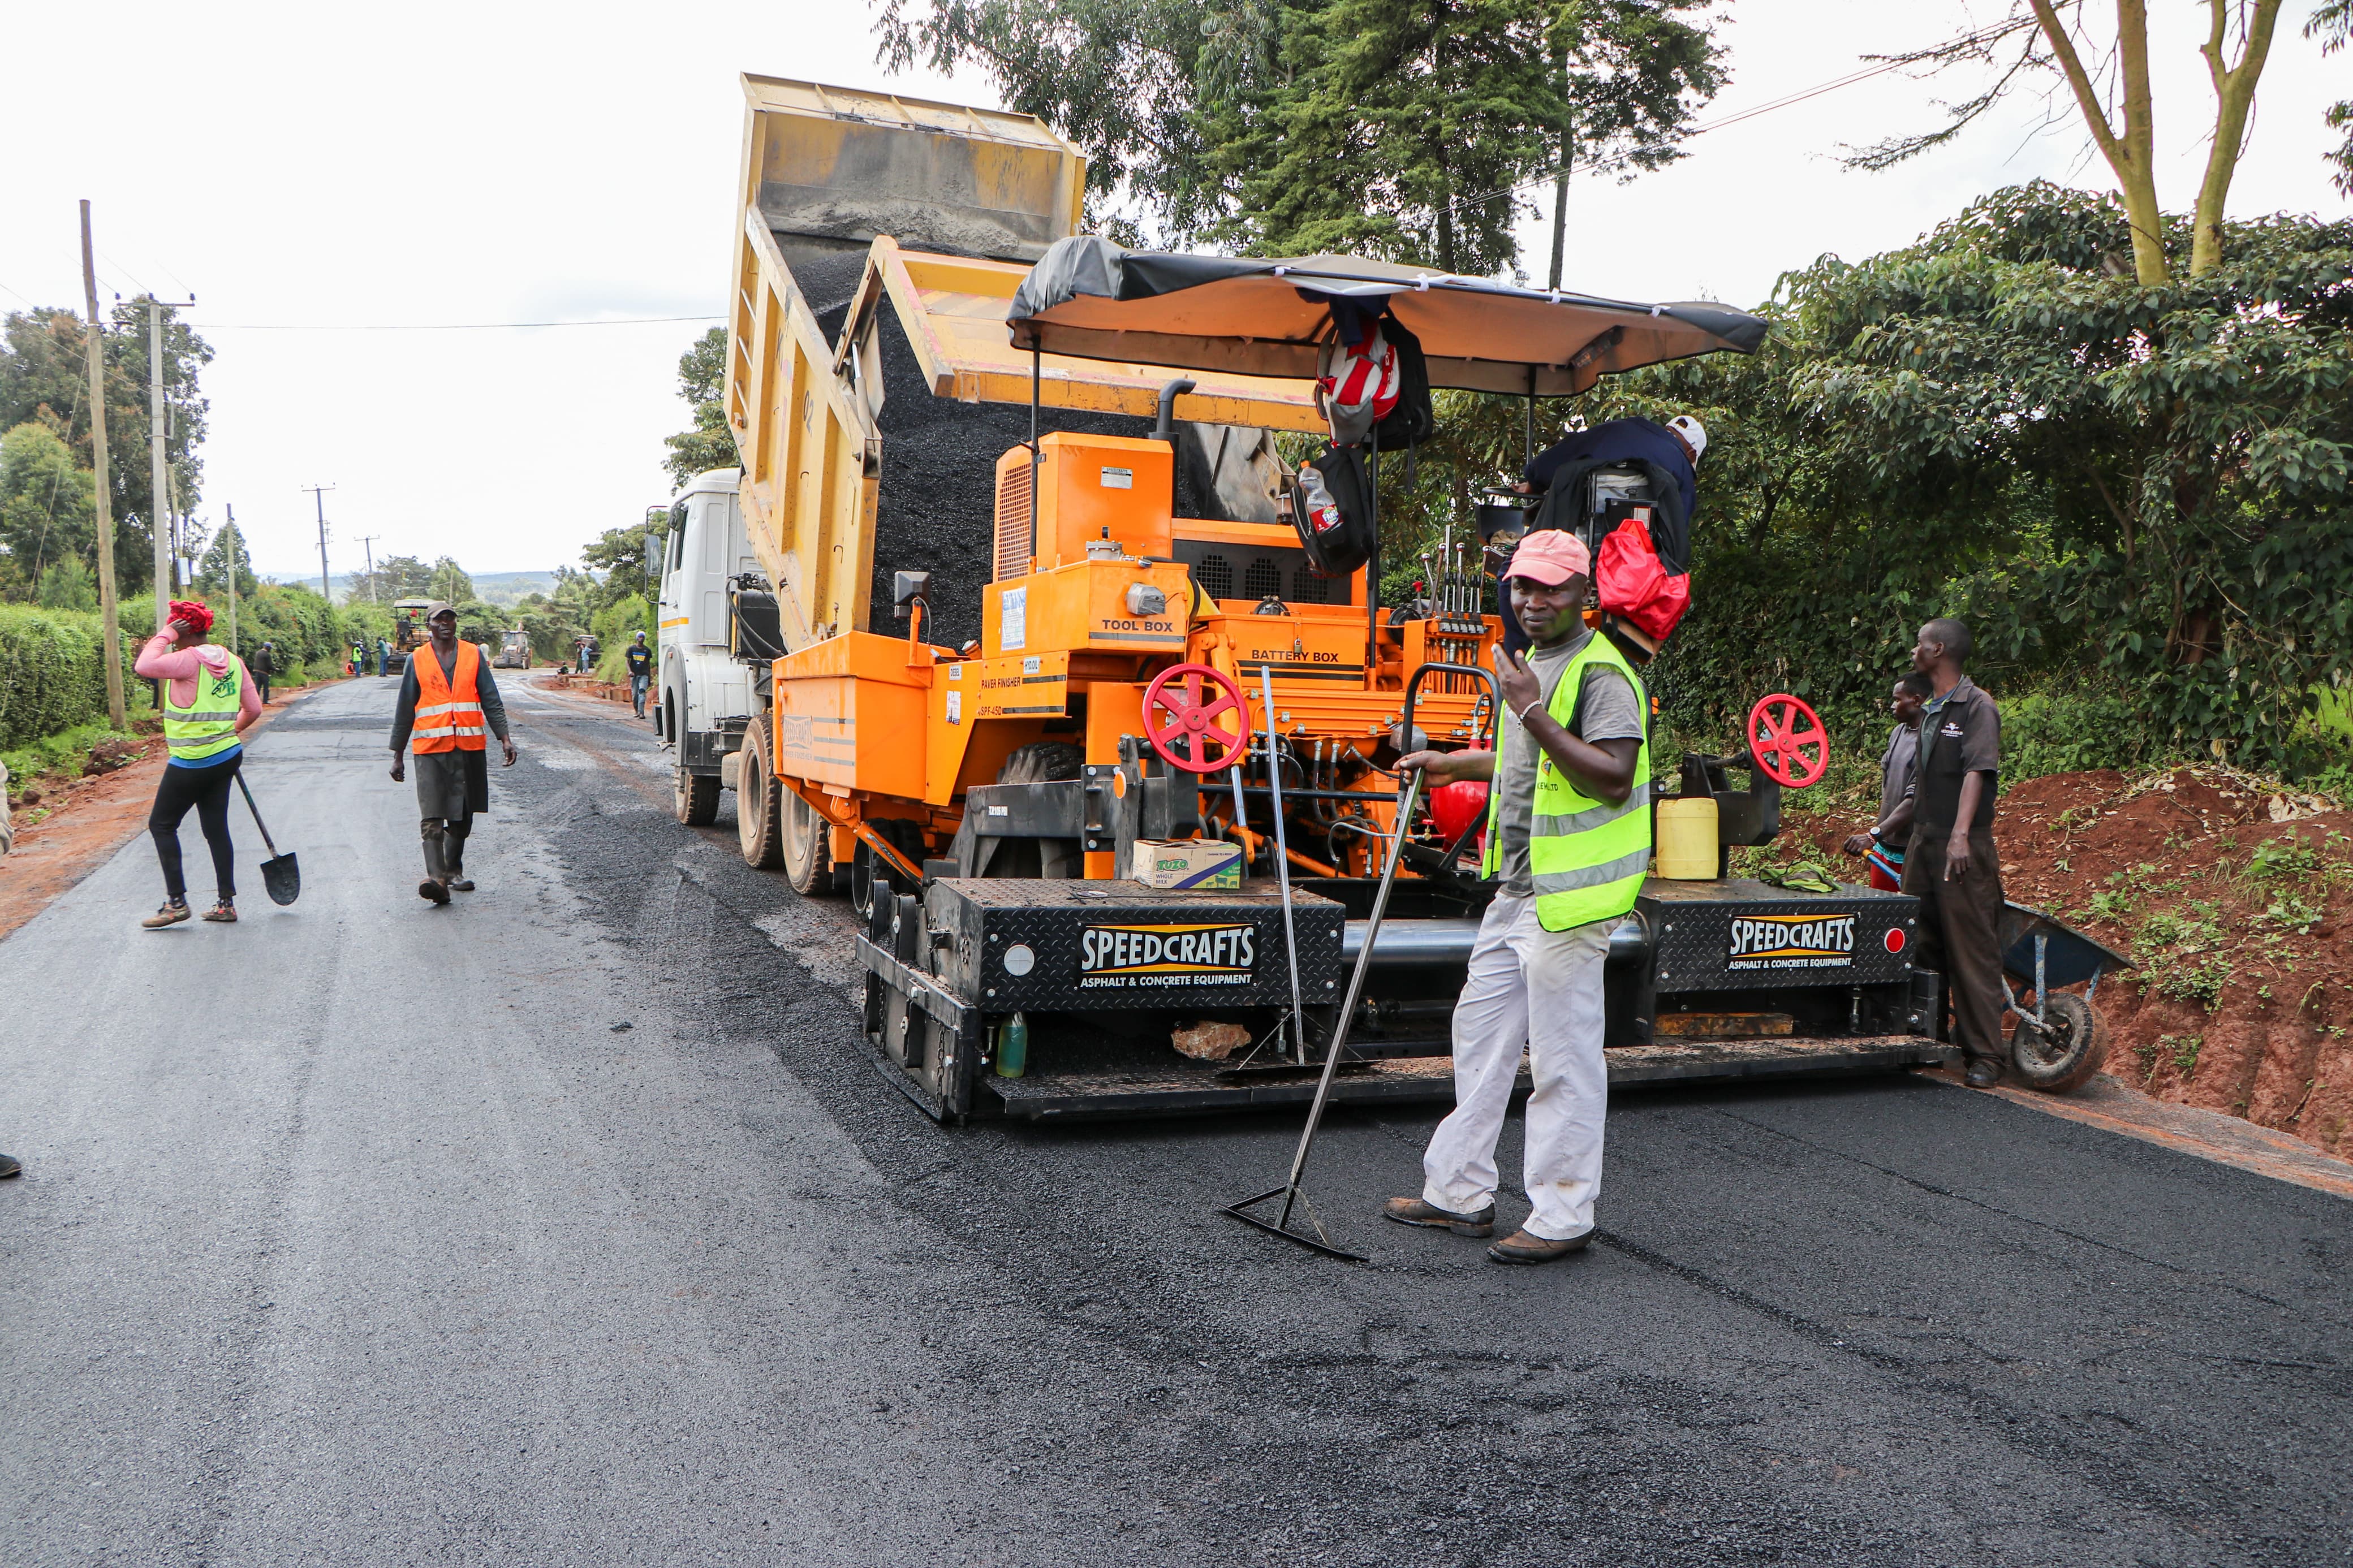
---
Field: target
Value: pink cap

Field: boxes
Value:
[1499,529,1591,586]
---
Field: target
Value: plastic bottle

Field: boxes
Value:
[996,1013,1028,1078]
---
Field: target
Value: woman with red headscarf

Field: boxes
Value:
[132,601,262,927]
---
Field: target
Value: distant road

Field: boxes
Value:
[2,676,2345,1566]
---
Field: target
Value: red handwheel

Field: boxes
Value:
[1747,693,1829,788]
[1141,663,1252,775]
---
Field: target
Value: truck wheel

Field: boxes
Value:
[782,787,831,895]
[2010,992,2108,1094]
[674,753,719,827]
[850,841,878,922]
[738,722,783,869]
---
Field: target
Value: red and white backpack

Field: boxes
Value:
[1317,326,1400,444]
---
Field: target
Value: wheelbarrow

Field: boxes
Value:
[1996,902,2133,1092]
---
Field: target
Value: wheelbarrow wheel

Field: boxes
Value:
[2010,992,2108,1094]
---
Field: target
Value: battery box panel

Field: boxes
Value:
[1643,878,1919,992]
[926,878,1347,1012]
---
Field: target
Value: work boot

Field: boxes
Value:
[1383,1196,1496,1238]
[1964,1058,2004,1088]
[419,878,450,905]
[143,900,191,930]
[201,900,238,923]
[445,838,473,892]
[1487,1227,1593,1265]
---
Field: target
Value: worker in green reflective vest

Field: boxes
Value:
[1389,530,1649,1264]
[134,600,264,927]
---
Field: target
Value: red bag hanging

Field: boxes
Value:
[1594,511,1692,642]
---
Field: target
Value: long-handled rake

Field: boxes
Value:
[1221,767,1426,1262]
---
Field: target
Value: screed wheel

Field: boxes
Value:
[738,722,783,869]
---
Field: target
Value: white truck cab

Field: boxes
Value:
[656,467,762,824]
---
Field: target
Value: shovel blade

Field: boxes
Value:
[260,853,301,906]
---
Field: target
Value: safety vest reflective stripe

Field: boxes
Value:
[1531,780,1651,839]
[1531,845,1654,896]
[415,702,483,718]
[161,652,244,763]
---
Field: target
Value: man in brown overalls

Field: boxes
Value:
[1901,617,2009,1087]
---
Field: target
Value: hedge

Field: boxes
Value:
[0,603,145,750]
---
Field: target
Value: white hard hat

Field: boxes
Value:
[1667,414,1708,461]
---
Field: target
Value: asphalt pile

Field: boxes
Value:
[796,249,1205,653]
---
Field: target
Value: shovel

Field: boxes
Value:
[234,772,301,905]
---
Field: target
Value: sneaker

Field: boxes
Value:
[1382,1196,1496,1238]
[448,877,475,892]
[201,901,238,923]
[419,878,451,905]
[1487,1227,1593,1265]
[142,901,192,930]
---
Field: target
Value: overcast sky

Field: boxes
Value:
[2,1,2343,582]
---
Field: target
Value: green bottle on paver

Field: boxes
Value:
[996,1013,1028,1078]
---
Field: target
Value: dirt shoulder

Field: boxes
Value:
[0,686,327,942]
[1794,764,2353,1160]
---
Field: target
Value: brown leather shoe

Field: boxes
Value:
[1488,1227,1593,1264]
[142,901,191,930]
[419,878,451,905]
[1964,1058,2003,1088]
[1383,1196,1496,1237]
[201,901,237,923]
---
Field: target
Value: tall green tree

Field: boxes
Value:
[194,517,261,600]
[0,304,212,592]
[2315,0,2352,195]
[662,326,735,489]
[0,421,98,597]
[346,553,438,603]
[872,0,1723,271]
[580,517,670,617]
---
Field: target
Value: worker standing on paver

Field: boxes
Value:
[1389,530,1649,1264]
[1843,671,1932,891]
[626,631,653,719]
[389,602,516,905]
[1901,618,2009,1088]
[135,601,264,927]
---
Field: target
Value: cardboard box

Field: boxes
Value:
[1130,837,1243,891]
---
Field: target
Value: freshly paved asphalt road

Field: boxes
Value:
[2,676,2346,1567]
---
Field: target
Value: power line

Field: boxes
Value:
[1445,20,2027,224]
[188,313,725,331]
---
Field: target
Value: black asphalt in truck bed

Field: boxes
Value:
[795,247,1212,653]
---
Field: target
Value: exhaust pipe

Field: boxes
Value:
[1150,378,1197,444]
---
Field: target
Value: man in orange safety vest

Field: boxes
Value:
[390,602,516,904]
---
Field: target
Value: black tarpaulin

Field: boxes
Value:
[1006,236,1768,397]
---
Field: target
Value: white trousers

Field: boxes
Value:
[1421,892,1611,1240]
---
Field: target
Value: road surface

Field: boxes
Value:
[2,675,2345,1566]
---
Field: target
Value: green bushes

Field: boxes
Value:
[591,594,653,683]
[0,603,145,750]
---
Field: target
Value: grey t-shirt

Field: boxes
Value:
[1878,720,1919,850]
[1494,630,1645,896]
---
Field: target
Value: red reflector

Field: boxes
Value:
[1884,927,1906,954]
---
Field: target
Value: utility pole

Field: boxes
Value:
[303,483,335,604]
[225,503,240,653]
[80,201,127,729]
[145,293,195,616]
[1547,74,1574,293]
[357,535,380,602]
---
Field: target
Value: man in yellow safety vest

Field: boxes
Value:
[390,602,516,904]
[1389,529,1650,1263]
